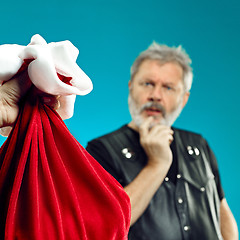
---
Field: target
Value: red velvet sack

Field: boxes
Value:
[0,89,130,239]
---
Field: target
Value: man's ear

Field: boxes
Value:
[182,91,190,108]
[128,80,132,90]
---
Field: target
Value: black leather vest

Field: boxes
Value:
[96,127,222,240]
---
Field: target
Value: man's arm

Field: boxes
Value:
[125,117,173,226]
[124,161,169,226]
[220,198,238,240]
[205,141,238,239]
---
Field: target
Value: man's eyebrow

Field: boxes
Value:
[140,78,155,82]
[163,82,175,86]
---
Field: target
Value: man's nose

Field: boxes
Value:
[148,87,162,102]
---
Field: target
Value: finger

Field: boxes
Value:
[5,70,32,103]
[169,133,174,144]
[149,127,174,145]
[41,95,60,110]
[149,125,171,136]
[0,126,13,136]
[139,116,154,137]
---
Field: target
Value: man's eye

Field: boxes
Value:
[165,85,173,90]
[144,82,153,86]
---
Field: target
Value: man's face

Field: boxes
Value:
[128,59,189,127]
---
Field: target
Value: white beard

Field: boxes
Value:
[128,93,184,127]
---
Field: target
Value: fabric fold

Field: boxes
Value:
[0,89,130,240]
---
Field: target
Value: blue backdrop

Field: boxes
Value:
[1,0,239,227]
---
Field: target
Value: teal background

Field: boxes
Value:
[1,0,239,227]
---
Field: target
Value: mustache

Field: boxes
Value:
[140,102,166,117]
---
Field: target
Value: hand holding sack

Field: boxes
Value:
[0,35,130,240]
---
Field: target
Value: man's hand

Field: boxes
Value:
[0,71,32,129]
[125,117,174,225]
[0,71,60,131]
[139,117,173,172]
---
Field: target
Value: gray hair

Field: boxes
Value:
[130,42,193,92]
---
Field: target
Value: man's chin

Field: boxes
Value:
[149,119,166,128]
[142,115,167,127]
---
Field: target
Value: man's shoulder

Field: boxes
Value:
[88,124,129,143]
[173,127,206,144]
[92,126,204,141]
[173,127,202,137]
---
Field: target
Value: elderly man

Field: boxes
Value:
[86,43,238,240]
